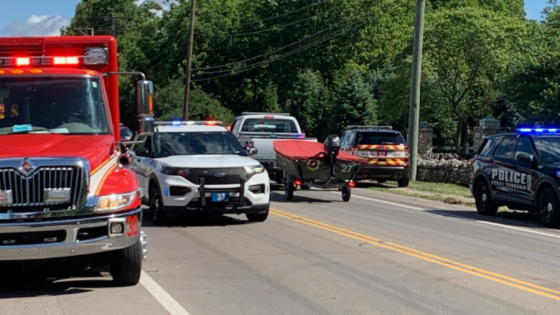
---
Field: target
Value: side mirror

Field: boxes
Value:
[515,152,532,163]
[135,147,150,157]
[136,80,155,135]
[246,147,258,156]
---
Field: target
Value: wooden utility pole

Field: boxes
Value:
[111,12,116,36]
[407,0,425,181]
[182,0,196,120]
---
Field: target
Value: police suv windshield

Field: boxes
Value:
[154,131,246,157]
[0,76,110,135]
[534,137,560,164]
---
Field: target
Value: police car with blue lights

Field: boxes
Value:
[469,127,560,227]
[128,120,270,224]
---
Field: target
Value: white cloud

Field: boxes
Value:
[0,14,69,36]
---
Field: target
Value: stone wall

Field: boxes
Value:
[416,153,470,186]
[473,126,508,151]
[418,128,433,155]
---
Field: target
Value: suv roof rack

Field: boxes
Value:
[154,120,223,126]
[346,125,393,130]
[241,112,291,116]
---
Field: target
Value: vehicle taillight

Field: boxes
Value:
[350,146,358,153]
[264,115,274,119]
[404,146,410,159]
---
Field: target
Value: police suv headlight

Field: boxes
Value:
[244,165,265,175]
[93,191,140,213]
[160,166,190,178]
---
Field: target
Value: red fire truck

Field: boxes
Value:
[0,36,154,286]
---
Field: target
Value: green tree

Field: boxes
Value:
[286,70,330,139]
[423,6,527,152]
[330,71,377,135]
[154,77,235,124]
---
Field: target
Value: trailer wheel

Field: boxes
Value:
[111,239,142,286]
[285,178,295,200]
[342,186,351,202]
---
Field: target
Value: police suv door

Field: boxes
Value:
[512,136,539,205]
[490,135,525,205]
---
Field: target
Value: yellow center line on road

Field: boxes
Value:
[270,208,560,301]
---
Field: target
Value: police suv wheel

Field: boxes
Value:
[246,205,270,222]
[475,181,498,216]
[538,187,560,227]
[149,186,166,225]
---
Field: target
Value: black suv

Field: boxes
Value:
[340,125,409,187]
[469,128,560,227]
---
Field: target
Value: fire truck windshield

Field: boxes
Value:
[0,76,110,135]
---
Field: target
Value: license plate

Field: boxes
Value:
[211,192,230,202]
[378,151,387,157]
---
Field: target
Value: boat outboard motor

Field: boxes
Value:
[323,135,341,178]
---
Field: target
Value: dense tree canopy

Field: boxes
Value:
[62,0,560,151]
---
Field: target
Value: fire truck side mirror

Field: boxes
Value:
[136,80,155,135]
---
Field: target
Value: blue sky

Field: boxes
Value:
[0,0,552,36]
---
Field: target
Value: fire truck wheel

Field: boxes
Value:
[342,186,351,202]
[111,239,142,286]
[397,177,409,188]
[149,185,166,225]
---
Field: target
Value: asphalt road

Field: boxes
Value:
[2,186,560,314]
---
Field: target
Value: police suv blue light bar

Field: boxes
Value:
[516,127,559,134]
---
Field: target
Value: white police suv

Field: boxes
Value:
[128,120,270,224]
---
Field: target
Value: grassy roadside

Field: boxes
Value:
[364,181,476,207]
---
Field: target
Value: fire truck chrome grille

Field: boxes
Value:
[0,166,84,211]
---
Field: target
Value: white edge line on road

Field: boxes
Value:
[140,270,193,315]
[333,192,560,240]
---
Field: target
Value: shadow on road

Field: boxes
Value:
[270,191,335,204]
[141,210,252,228]
[0,272,118,299]
[424,209,558,230]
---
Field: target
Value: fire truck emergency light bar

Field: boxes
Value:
[517,127,559,134]
[346,125,393,130]
[155,120,224,126]
[0,47,108,67]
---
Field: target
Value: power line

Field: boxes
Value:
[192,18,369,83]
[194,3,346,38]
[193,0,386,75]
[142,0,344,71]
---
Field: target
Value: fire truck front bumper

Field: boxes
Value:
[0,208,146,262]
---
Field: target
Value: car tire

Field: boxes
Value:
[149,186,166,225]
[538,187,560,227]
[342,186,351,202]
[397,177,409,188]
[246,205,269,222]
[474,181,498,216]
[111,239,142,286]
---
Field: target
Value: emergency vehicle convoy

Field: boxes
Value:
[0,35,154,285]
[339,125,410,187]
[470,127,560,227]
[129,120,271,224]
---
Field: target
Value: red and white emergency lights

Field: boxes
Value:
[0,47,108,67]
